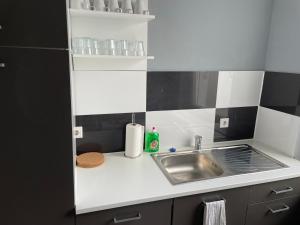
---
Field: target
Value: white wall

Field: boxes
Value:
[265,0,300,73]
[148,0,274,71]
[255,0,300,159]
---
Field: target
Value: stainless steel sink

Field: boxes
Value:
[152,145,287,185]
[160,152,224,184]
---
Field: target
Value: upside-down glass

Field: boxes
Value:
[105,39,117,56]
[116,40,129,56]
[137,41,145,56]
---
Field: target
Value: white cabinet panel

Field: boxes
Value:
[74,71,146,115]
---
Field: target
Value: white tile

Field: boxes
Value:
[73,71,146,115]
[146,109,216,149]
[254,107,300,158]
[216,71,264,108]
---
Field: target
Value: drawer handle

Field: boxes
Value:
[0,63,6,68]
[0,25,2,30]
[269,204,290,214]
[271,187,294,195]
[113,213,142,224]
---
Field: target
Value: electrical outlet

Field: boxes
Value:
[74,127,83,139]
[220,118,230,128]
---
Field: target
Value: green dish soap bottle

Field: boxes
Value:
[145,127,159,153]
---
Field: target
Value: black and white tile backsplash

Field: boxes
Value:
[260,72,300,117]
[75,71,265,153]
[147,72,218,111]
[214,107,258,142]
[255,71,300,159]
[76,113,145,154]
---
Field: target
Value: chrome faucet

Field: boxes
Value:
[195,135,203,150]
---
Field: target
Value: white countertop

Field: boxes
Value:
[75,141,300,214]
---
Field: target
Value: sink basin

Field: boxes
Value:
[152,145,287,185]
[159,153,224,184]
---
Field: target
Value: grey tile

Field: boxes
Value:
[261,72,300,117]
[214,107,258,142]
[147,71,218,111]
[76,113,145,154]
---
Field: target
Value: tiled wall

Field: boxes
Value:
[75,71,264,153]
[255,72,300,159]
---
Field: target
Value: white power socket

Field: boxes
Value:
[220,118,230,128]
[74,127,83,139]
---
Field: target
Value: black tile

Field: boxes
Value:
[214,107,258,142]
[76,113,145,154]
[147,71,218,111]
[261,72,300,117]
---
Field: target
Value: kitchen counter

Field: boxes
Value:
[75,140,300,214]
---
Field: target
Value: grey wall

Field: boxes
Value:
[148,0,274,71]
[265,0,300,73]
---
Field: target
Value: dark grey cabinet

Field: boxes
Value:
[76,200,172,225]
[75,178,300,225]
[0,47,75,225]
[246,178,300,225]
[172,188,249,225]
[245,196,300,225]
[0,0,68,48]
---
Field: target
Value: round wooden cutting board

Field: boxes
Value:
[76,152,104,168]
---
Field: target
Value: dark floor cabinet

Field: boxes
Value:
[0,48,74,225]
[245,178,300,225]
[77,200,173,225]
[173,188,249,225]
[0,0,68,48]
[1,0,75,224]
[77,178,300,225]
[173,178,300,225]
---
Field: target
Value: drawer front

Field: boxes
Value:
[245,196,300,225]
[76,200,172,225]
[173,187,249,225]
[249,178,300,204]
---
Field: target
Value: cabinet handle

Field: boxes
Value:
[268,204,290,214]
[271,187,294,195]
[0,63,6,68]
[0,25,2,30]
[113,212,142,224]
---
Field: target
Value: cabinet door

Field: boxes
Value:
[77,200,172,225]
[245,196,300,225]
[173,187,249,225]
[0,0,68,48]
[0,47,74,225]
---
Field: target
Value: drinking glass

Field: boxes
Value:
[82,37,94,55]
[136,41,145,56]
[94,0,105,11]
[92,39,102,55]
[128,40,138,56]
[81,0,91,10]
[72,38,85,55]
[116,40,129,56]
[105,39,117,56]
[122,0,133,14]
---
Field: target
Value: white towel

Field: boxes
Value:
[203,200,226,225]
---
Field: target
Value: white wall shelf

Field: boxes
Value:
[70,9,155,22]
[72,54,153,71]
[73,54,154,60]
